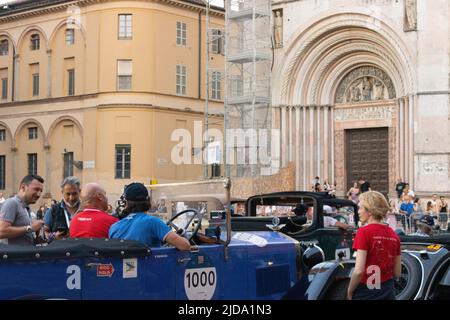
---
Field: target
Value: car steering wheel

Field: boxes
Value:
[167,208,202,242]
[333,215,348,224]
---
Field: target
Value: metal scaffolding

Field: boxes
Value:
[224,0,273,177]
[204,0,225,179]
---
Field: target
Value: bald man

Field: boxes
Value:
[69,183,118,238]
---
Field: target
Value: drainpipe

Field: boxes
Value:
[11,45,15,102]
[198,11,201,99]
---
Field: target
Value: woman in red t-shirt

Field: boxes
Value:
[347,191,402,300]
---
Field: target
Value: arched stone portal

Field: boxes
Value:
[272,12,416,197]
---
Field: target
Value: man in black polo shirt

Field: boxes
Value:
[395,178,406,199]
[359,178,371,193]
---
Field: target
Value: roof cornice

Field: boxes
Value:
[0,0,224,23]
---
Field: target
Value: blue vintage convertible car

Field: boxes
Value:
[0,179,304,300]
[0,233,299,300]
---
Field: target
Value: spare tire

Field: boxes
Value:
[395,253,422,300]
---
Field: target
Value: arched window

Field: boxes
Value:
[30,34,40,50]
[65,29,75,45]
[0,40,8,56]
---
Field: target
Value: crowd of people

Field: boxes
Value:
[0,174,190,251]
[390,178,448,236]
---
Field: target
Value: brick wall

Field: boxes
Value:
[231,162,296,199]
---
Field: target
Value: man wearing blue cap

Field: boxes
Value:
[109,182,190,251]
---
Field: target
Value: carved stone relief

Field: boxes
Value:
[334,106,395,121]
[404,0,417,31]
[335,66,396,103]
[421,161,449,175]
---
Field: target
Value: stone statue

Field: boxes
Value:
[374,80,385,100]
[274,10,283,48]
[405,0,417,31]
[361,77,372,101]
[350,80,361,102]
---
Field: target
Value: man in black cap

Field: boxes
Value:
[292,203,308,216]
[108,182,190,251]
[412,215,434,237]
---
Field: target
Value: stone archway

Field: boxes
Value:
[272,12,416,195]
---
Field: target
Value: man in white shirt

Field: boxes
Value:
[323,205,350,229]
[306,205,350,229]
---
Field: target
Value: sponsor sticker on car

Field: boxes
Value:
[426,244,442,252]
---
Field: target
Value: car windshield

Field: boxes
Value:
[148,179,230,234]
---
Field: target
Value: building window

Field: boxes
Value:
[230,75,243,97]
[0,40,8,56]
[0,155,4,189]
[211,29,223,54]
[115,144,131,179]
[0,129,5,141]
[176,65,186,95]
[176,21,187,46]
[28,127,38,140]
[68,69,75,96]
[32,73,39,96]
[30,34,40,50]
[211,71,221,100]
[27,153,37,175]
[117,60,132,91]
[65,29,75,45]
[63,152,73,178]
[1,78,7,100]
[118,14,132,39]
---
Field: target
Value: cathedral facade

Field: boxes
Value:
[270,0,450,197]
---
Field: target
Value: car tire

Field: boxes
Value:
[395,253,422,300]
[323,278,350,300]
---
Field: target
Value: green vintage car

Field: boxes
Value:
[231,191,359,261]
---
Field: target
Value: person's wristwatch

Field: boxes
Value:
[25,225,33,233]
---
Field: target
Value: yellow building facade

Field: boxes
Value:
[0,0,224,205]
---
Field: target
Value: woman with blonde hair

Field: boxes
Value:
[347,191,401,300]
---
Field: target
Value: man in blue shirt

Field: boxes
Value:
[109,183,190,250]
[399,195,414,216]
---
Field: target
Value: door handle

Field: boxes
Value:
[177,257,191,264]
[85,263,100,270]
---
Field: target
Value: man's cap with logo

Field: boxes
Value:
[124,182,149,201]
[417,215,434,227]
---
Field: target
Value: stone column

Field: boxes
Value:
[13,54,19,101]
[323,106,329,181]
[281,106,287,167]
[47,49,52,98]
[399,98,405,181]
[408,94,415,187]
[396,99,401,181]
[404,96,410,183]
[317,106,321,179]
[309,106,314,189]
[302,106,307,190]
[293,106,299,189]
[330,107,336,183]
[289,106,293,162]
